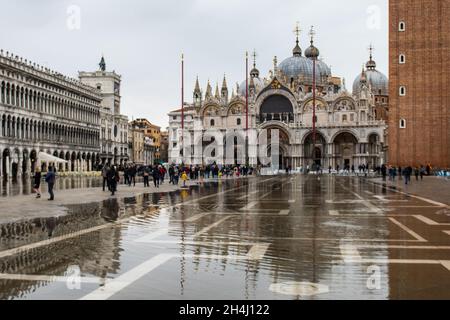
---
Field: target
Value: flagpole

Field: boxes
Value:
[181,53,184,165]
[245,51,249,166]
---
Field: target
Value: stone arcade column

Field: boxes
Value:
[5,156,10,178]
[17,157,23,177]
[0,156,3,178]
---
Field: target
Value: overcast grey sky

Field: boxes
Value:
[0,0,388,129]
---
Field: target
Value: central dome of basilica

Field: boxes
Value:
[278,36,331,82]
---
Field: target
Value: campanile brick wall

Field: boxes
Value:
[389,0,450,168]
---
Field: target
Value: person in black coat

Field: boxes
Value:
[108,166,119,196]
[152,166,160,188]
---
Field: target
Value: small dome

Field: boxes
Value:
[239,77,264,96]
[305,45,320,59]
[353,69,388,96]
[293,43,302,57]
[366,58,377,70]
[250,67,260,78]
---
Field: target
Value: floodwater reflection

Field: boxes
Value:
[0,176,449,299]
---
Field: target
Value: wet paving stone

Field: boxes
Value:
[0,175,449,300]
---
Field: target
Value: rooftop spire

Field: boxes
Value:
[305,25,319,59]
[222,74,228,89]
[250,49,260,78]
[366,44,377,70]
[292,22,302,57]
[214,82,220,98]
[194,76,201,92]
[205,79,212,98]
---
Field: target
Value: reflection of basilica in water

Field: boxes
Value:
[169,26,389,169]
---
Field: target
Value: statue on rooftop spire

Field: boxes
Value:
[99,55,106,71]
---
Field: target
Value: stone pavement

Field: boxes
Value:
[0,179,211,224]
[369,176,450,206]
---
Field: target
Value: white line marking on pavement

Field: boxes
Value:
[133,240,265,246]
[414,215,450,226]
[279,210,290,216]
[338,183,383,213]
[352,244,450,250]
[243,236,423,243]
[80,249,270,300]
[0,177,276,260]
[389,218,427,242]
[237,190,259,200]
[134,229,169,242]
[373,195,409,202]
[288,200,295,203]
[0,223,116,260]
[193,217,232,237]
[441,261,450,271]
[340,244,362,263]
[366,180,449,208]
[185,213,211,222]
[326,200,366,204]
[247,244,270,260]
[329,210,340,216]
[0,274,103,284]
[259,191,273,199]
[364,191,374,195]
[242,201,258,210]
[80,253,174,300]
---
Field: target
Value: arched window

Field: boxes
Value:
[399,21,406,32]
[399,54,406,64]
[210,119,215,127]
[237,118,241,126]
[400,119,406,129]
[399,86,406,96]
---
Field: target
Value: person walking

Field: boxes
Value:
[33,167,42,199]
[130,165,136,187]
[152,166,160,188]
[169,166,175,184]
[108,166,118,196]
[420,165,425,180]
[45,166,56,201]
[173,166,179,185]
[181,170,188,188]
[143,166,150,187]
[381,164,387,181]
[403,166,412,185]
[414,167,420,181]
[102,165,110,192]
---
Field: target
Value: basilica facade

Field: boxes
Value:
[168,29,389,169]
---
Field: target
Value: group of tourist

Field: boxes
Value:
[31,161,437,200]
[383,164,431,185]
[98,163,256,196]
[32,166,56,201]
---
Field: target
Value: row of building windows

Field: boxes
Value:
[0,114,99,146]
[0,81,100,124]
[398,20,407,131]
[0,65,99,106]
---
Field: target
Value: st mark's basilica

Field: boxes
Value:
[168,26,389,170]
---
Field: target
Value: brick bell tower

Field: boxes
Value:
[389,0,450,168]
